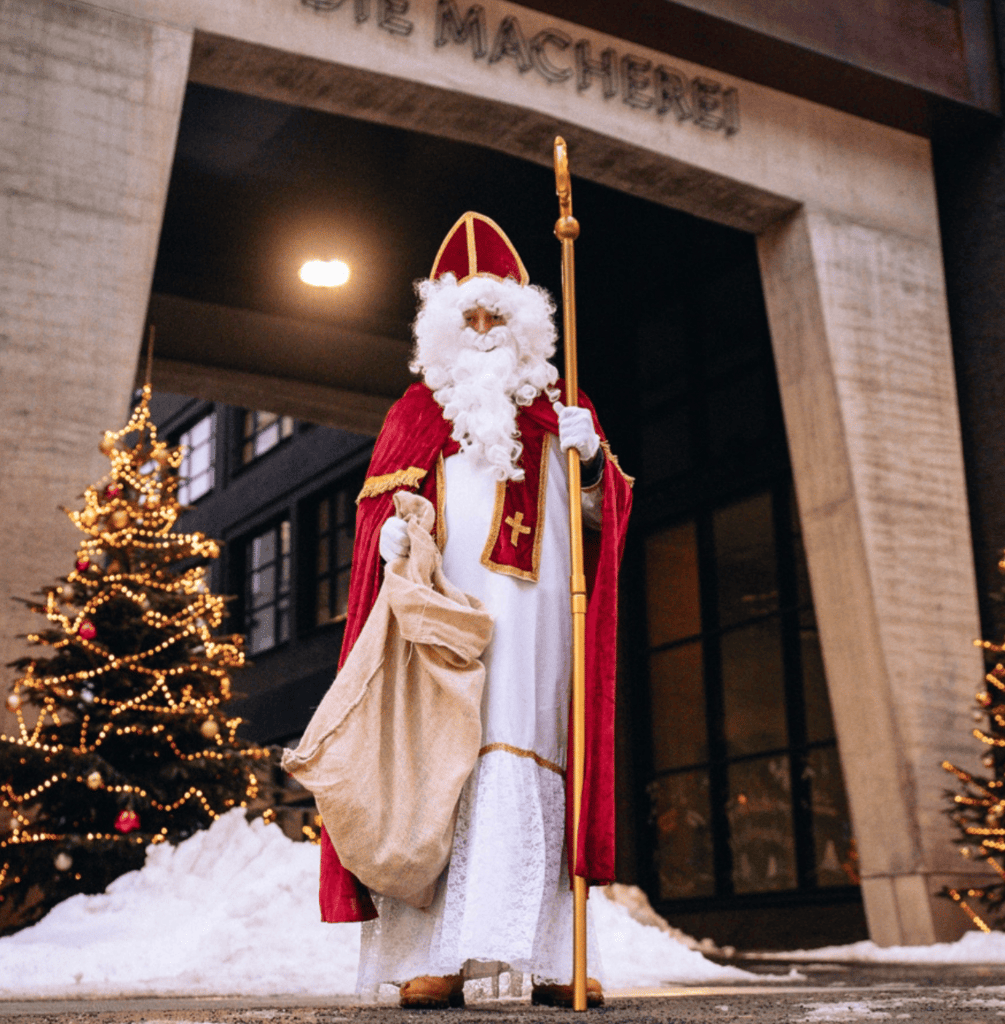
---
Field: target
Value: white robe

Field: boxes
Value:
[357,437,603,989]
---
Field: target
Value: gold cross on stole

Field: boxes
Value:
[505,511,532,547]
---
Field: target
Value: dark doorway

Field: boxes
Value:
[152,81,864,949]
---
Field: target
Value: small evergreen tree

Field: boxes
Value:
[0,385,269,935]
[942,561,1005,931]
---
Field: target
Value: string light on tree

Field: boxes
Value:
[943,560,1005,931]
[0,384,272,937]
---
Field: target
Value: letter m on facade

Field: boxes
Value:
[435,1,488,58]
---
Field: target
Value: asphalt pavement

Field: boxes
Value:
[3,963,1005,1023]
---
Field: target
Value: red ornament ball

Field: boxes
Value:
[105,484,121,499]
[78,620,97,640]
[75,558,90,572]
[114,809,140,834]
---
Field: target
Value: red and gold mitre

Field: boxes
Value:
[430,212,529,285]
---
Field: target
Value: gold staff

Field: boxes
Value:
[554,135,588,1013]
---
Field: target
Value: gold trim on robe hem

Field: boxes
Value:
[600,440,634,487]
[435,453,447,552]
[478,443,550,582]
[478,742,566,778]
[356,465,428,503]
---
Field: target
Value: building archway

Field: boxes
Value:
[0,0,984,947]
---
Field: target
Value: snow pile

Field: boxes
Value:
[768,930,1005,965]
[591,893,753,987]
[0,809,752,998]
[0,811,360,998]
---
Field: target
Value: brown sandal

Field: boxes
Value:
[399,973,465,1009]
[531,977,604,1007]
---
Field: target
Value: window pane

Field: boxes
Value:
[251,565,276,607]
[318,498,330,535]
[721,619,787,756]
[335,568,351,619]
[316,578,331,625]
[255,422,279,456]
[727,755,796,894]
[190,445,210,477]
[317,536,330,575]
[248,611,274,655]
[280,520,291,554]
[337,526,355,568]
[807,746,857,888]
[280,553,291,589]
[802,627,835,743]
[191,416,211,445]
[649,642,706,771]
[278,599,291,644]
[281,416,294,438]
[649,770,715,900]
[714,492,777,627]
[188,472,212,503]
[645,522,701,646]
[251,532,275,568]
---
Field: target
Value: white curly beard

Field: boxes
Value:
[410,275,560,482]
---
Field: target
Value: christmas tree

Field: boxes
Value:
[0,384,270,935]
[942,565,1005,931]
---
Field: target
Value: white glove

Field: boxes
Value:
[556,403,600,462]
[378,514,410,562]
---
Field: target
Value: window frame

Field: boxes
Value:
[640,480,857,911]
[236,409,296,470]
[241,517,293,657]
[175,409,217,506]
[306,474,363,631]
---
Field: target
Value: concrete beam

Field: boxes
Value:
[149,358,393,437]
[758,206,987,945]
[145,292,413,404]
[0,1,192,730]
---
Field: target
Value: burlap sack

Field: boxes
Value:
[281,491,493,909]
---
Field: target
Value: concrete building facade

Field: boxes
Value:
[2,0,1002,949]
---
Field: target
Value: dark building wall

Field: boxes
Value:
[148,391,373,744]
[520,0,998,134]
[934,1,1005,636]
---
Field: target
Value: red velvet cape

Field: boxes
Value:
[318,383,633,923]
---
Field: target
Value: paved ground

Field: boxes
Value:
[3,963,1005,1023]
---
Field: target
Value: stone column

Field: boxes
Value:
[757,205,988,945]
[0,0,192,730]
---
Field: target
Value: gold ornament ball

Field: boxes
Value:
[86,771,103,790]
[5,692,21,712]
[54,852,73,872]
[200,719,220,739]
[109,510,130,530]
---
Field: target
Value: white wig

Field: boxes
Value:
[410,274,559,398]
[409,274,561,480]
